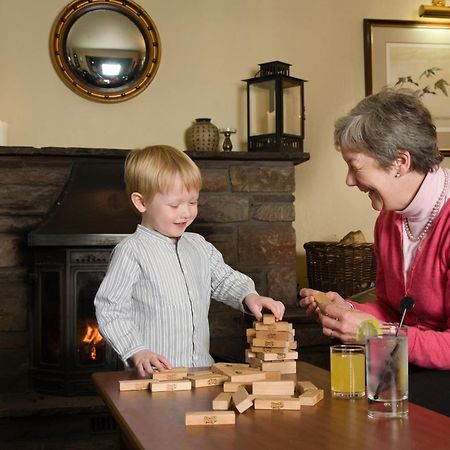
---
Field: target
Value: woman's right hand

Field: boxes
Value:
[298,287,351,317]
[129,349,172,377]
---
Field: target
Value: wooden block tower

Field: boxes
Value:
[245,314,298,374]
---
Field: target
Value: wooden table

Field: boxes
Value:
[92,362,449,450]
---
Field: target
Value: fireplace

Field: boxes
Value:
[28,160,138,395]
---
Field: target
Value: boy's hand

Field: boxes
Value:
[244,293,285,321]
[129,349,172,377]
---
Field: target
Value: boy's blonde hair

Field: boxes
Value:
[124,145,202,200]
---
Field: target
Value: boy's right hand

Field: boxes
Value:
[129,349,172,377]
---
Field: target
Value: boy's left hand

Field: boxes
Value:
[244,293,285,321]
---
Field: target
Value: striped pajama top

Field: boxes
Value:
[94,225,257,368]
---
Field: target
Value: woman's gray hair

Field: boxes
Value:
[334,88,442,173]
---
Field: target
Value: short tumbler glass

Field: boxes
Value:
[366,325,408,418]
[330,345,366,398]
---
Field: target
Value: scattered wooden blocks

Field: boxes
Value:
[232,386,254,413]
[150,379,192,392]
[252,380,295,396]
[190,374,229,388]
[185,411,235,426]
[212,392,232,410]
[119,379,151,391]
[253,396,301,410]
[297,380,318,394]
[299,389,324,406]
[223,381,251,393]
[153,367,188,381]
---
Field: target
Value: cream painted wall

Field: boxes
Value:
[1,0,449,288]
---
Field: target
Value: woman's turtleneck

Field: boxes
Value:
[398,167,450,280]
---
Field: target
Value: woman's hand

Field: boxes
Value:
[129,349,172,377]
[244,293,285,321]
[317,303,378,343]
[298,288,351,317]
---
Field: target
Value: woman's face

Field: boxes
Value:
[341,148,402,211]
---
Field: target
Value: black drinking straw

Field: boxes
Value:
[373,296,415,400]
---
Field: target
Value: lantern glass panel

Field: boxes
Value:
[249,80,276,136]
[282,82,301,136]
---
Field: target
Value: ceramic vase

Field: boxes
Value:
[186,118,219,151]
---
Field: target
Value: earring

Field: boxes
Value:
[395,173,401,178]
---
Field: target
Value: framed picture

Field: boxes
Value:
[364,19,450,156]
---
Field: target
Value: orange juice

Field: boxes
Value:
[330,345,365,398]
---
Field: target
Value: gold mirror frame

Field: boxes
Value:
[50,0,161,103]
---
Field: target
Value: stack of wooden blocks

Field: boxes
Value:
[244,313,298,374]
[118,314,324,426]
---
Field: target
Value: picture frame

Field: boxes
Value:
[364,19,450,156]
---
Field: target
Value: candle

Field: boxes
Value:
[266,111,275,134]
[0,121,8,146]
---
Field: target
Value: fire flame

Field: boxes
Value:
[82,323,103,360]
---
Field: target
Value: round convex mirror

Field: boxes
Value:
[50,0,161,103]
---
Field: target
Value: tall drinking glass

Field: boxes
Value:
[366,325,408,418]
[330,345,366,398]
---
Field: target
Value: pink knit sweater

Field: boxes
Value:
[353,200,450,369]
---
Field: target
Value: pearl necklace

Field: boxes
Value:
[403,169,449,241]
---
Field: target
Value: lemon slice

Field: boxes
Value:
[356,319,381,343]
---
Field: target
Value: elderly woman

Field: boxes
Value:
[299,89,450,371]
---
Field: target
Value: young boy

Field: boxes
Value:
[95,145,285,377]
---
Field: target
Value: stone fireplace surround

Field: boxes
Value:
[0,147,332,403]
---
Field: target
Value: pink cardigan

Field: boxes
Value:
[352,200,450,369]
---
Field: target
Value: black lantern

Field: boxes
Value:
[243,61,306,152]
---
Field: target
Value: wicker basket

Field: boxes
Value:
[304,241,376,298]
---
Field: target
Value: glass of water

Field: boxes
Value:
[366,325,408,418]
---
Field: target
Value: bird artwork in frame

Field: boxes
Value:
[364,19,450,155]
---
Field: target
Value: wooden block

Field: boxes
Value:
[297,380,318,394]
[299,389,324,406]
[260,360,297,374]
[313,292,333,305]
[232,386,254,413]
[254,396,301,410]
[251,346,291,354]
[119,379,151,391]
[150,379,192,392]
[246,328,257,337]
[249,358,262,368]
[223,381,250,393]
[256,351,298,361]
[152,366,188,380]
[288,341,298,350]
[252,380,295,396]
[262,314,276,324]
[212,392,232,410]
[185,411,235,426]
[211,362,249,377]
[230,371,266,383]
[255,331,294,341]
[191,375,228,388]
[263,371,282,381]
[254,321,292,332]
[187,370,215,378]
[252,338,290,348]
[245,349,256,363]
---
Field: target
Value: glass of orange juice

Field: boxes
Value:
[330,345,365,398]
